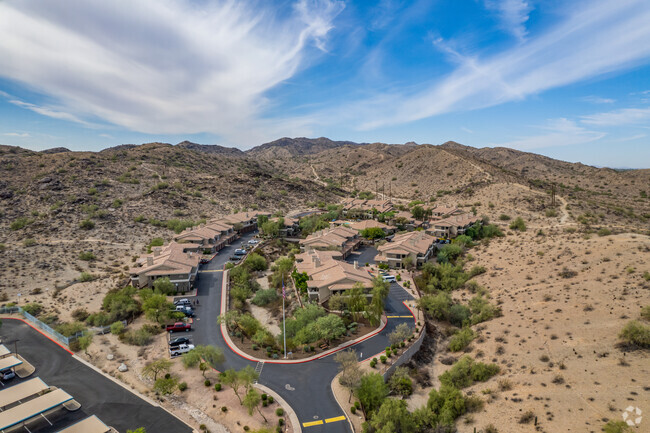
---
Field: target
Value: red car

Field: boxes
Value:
[166,322,191,333]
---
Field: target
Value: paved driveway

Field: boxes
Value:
[190,234,416,432]
[0,320,193,433]
[344,246,378,267]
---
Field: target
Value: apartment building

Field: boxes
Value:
[374,231,437,269]
[129,242,201,292]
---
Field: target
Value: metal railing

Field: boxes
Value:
[0,306,82,346]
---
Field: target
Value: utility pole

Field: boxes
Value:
[551,183,557,207]
[375,180,378,198]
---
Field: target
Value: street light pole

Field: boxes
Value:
[282,273,287,359]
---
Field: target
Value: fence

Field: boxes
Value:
[382,326,426,380]
[0,306,81,347]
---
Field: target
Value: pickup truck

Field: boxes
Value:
[166,322,191,333]
[175,305,195,317]
[170,343,195,357]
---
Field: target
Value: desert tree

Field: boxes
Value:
[243,387,267,423]
[334,350,362,402]
[142,358,173,382]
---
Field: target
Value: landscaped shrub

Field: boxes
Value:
[204,379,211,386]
[214,383,222,391]
[56,321,86,337]
[178,382,188,391]
[275,408,284,416]
[22,303,43,316]
[251,288,279,306]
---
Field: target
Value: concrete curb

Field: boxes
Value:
[254,383,302,433]
[330,373,356,433]
[72,355,200,433]
[219,270,388,364]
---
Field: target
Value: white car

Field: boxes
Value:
[170,343,195,357]
[382,275,397,283]
[248,239,259,245]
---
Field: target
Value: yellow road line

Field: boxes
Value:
[199,269,223,273]
[325,416,346,423]
[302,420,324,427]
[386,315,413,318]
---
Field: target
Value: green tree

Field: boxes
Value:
[153,277,176,295]
[427,384,467,426]
[411,205,425,220]
[348,284,368,321]
[261,221,279,238]
[402,255,415,272]
[221,366,259,405]
[77,331,93,355]
[142,294,174,324]
[361,227,386,240]
[389,323,411,346]
[356,373,389,419]
[127,428,146,433]
[244,253,268,271]
[154,376,178,395]
[243,387,267,422]
[142,359,173,382]
[182,345,225,372]
[388,366,413,397]
[335,350,362,402]
[366,398,416,433]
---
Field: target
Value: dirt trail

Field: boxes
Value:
[141,164,163,182]
[309,164,328,187]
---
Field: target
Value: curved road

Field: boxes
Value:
[190,232,415,432]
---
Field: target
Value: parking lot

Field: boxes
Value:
[0,319,193,433]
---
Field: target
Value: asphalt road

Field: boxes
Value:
[0,320,193,433]
[191,238,416,432]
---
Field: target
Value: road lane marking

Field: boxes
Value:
[325,416,346,423]
[302,420,324,427]
[199,269,223,273]
[386,315,414,318]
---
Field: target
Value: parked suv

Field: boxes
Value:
[175,305,195,317]
[382,275,397,283]
[170,343,195,357]
[234,249,247,255]
[173,298,192,307]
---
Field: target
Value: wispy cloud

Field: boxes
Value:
[614,133,646,142]
[581,107,650,126]
[484,0,532,41]
[581,95,615,104]
[2,132,30,138]
[0,0,344,146]
[493,118,605,150]
[334,0,650,131]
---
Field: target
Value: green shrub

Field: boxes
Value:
[448,327,475,352]
[178,382,188,391]
[23,238,36,247]
[79,272,95,282]
[602,420,632,433]
[79,219,95,230]
[619,320,650,347]
[10,217,34,230]
[56,321,86,337]
[120,328,153,346]
[498,214,511,221]
[22,303,43,316]
[350,406,356,414]
[79,251,96,261]
[134,215,147,223]
[110,321,125,335]
[439,356,499,389]
[641,305,650,321]
[545,209,558,217]
[597,228,612,236]
[275,408,284,416]
[509,217,526,231]
[214,383,222,391]
[251,289,279,306]
[204,379,211,386]
[380,355,387,364]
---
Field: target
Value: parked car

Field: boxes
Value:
[170,343,195,357]
[175,305,195,317]
[166,322,192,333]
[248,239,259,245]
[382,275,397,283]
[169,337,191,347]
[173,298,192,307]
[234,249,247,255]
[200,258,210,264]
[0,368,15,381]
[229,256,242,262]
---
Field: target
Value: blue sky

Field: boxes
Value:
[0,0,649,168]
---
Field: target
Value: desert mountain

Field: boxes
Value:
[246,136,364,159]
[176,140,245,157]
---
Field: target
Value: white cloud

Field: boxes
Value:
[614,133,646,142]
[331,0,650,131]
[492,118,605,150]
[581,95,615,104]
[2,132,30,137]
[484,0,532,41]
[581,107,650,126]
[0,0,344,146]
